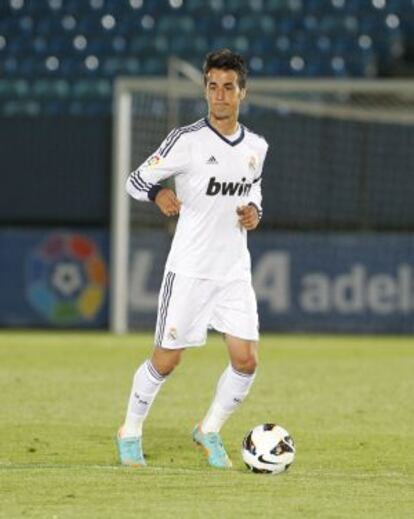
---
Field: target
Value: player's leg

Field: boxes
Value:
[193,280,259,468]
[122,347,184,437]
[192,336,258,469]
[200,335,258,433]
[117,346,184,466]
[117,271,182,466]
[117,272,214,466]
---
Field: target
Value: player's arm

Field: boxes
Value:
[126,129,189,216]
[237,182,262,231]
[238,144,267,231]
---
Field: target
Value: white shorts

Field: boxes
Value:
[154,271,259,349]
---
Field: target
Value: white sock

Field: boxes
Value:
[201,364,256,434]
[122,360,166,438]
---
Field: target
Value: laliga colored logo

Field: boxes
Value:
[26,233,107,324]
[146,155,162,168]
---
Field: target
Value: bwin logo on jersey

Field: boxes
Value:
[206,176,252,196]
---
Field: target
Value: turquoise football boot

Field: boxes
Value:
[116,429,146,467]
[192,424,232,468]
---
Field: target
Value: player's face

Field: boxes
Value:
[205,68,246,121]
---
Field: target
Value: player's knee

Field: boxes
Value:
[233,353,258,375]
[151,347,183,376]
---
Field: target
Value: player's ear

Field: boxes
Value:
[240,88,247,101]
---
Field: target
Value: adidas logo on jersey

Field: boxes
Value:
[206,176,252,196]
[206,156,218,165]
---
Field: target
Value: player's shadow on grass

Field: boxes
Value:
[143,425,204,467]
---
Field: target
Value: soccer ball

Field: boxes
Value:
[242,423,295,474]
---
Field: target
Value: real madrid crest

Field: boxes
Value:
[168,327,177,340]
[248,155,258,172]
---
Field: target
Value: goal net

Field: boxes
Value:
[111,59,414,333]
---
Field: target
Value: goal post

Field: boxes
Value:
[110,81,132,334]
[110,63,414,334]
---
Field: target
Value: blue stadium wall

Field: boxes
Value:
[127,231,414,334]
[2,228,414,332]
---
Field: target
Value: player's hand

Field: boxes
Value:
[237,205,259,230]
[155,188,182,217]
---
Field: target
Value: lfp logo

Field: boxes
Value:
[26,233,107,324]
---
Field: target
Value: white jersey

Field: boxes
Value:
[126,118,268,281]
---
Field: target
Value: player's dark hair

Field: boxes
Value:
[203,49,247,89]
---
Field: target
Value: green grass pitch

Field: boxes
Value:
[0,331,413,518]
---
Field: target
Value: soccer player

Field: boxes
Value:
[117,48,268,469]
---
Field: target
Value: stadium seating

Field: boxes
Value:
[0,0,412,114]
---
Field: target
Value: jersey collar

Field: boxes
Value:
[204,117,245,146]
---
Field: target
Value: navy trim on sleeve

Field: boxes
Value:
[148,184,164,202]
